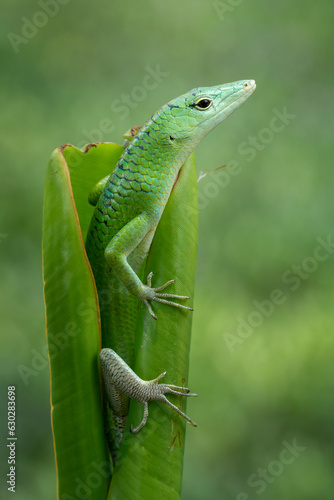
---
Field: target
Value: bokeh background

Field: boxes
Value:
[1,1,334,498]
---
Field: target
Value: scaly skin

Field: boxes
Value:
[85,79,256,457]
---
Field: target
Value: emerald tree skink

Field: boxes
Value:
[85,79,256,457]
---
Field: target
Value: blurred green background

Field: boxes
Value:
[1,0,334,498]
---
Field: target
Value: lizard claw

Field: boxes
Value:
[143,299,157,320]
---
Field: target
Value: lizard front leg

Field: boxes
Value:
[104,213,193,319]
[88,175,110,206]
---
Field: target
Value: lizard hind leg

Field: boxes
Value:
[99,349,197,437]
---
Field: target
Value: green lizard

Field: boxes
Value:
[85,79,256,458]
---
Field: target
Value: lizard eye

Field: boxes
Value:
[192,98,212,110]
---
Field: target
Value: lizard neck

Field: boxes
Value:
[123,121,195,195]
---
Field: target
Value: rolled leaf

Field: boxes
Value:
[43,143,123,499]
[108,153,198,500]
[43,143,198,500]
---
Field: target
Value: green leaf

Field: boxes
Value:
[43,143,123,499]
[43,143,198,500]
[62,143,124,241]
[108,153,198,500]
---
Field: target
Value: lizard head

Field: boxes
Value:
[153,80,256,147]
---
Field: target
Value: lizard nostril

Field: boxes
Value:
[244,80,256,89]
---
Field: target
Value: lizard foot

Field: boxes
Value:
[142,272,193,320]
[130,370,197,433]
